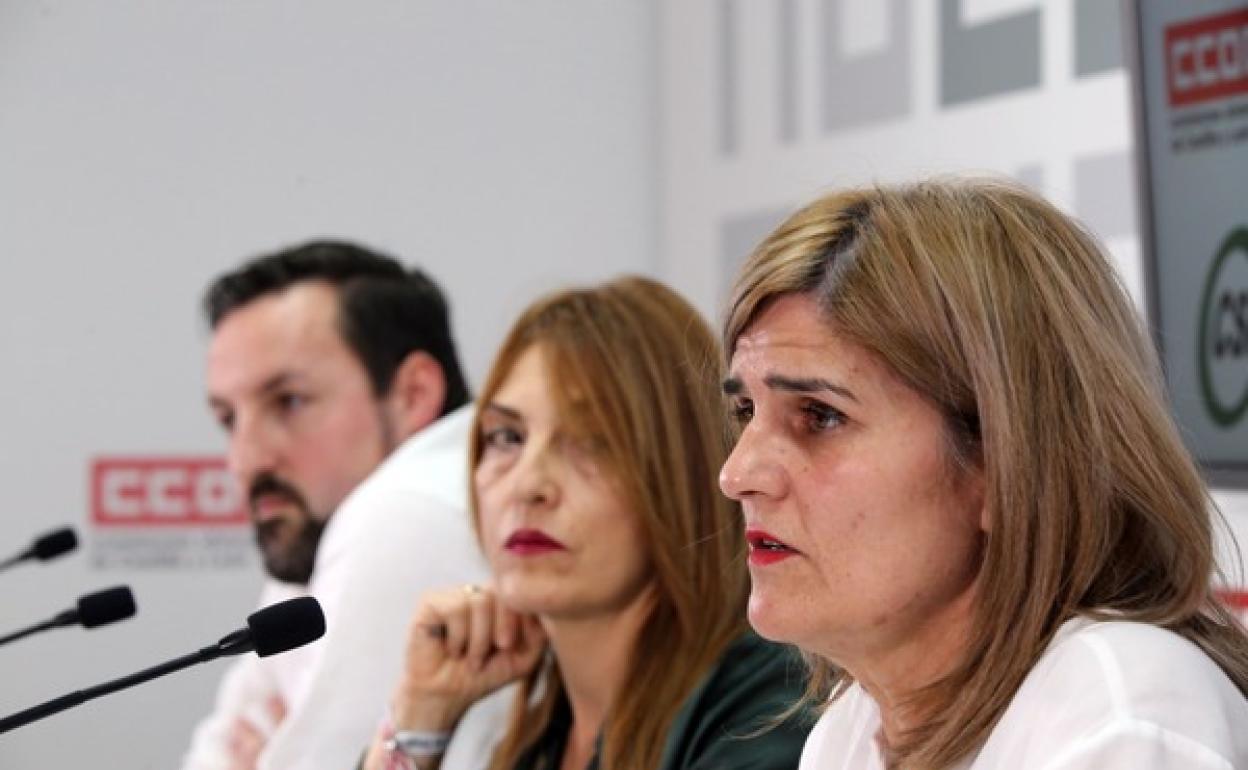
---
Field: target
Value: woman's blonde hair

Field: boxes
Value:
[476,276,749,770]
[724,178,1248,768]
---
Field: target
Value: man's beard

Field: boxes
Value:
[249,473,327,585]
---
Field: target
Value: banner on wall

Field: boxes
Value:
[1129,0,1248,488]
[88,456,254,570]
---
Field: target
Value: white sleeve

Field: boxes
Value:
[180,585,292,770]
[180,656,282,770]
[257,491,503,770]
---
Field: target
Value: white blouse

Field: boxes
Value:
[798,618,1248,769]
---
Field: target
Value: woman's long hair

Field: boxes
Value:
[724,178,1248,768]
[475,276,749,770]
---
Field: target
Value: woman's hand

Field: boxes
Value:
[390,584,546,733]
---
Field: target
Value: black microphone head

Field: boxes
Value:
[33,528,78,561]
[246,597,325,657]
[77,586,137,629]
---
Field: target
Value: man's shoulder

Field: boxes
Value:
[312,407,475,574]
[364,406,473,497]
[340,406,473,514]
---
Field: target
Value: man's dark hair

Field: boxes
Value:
[204,240,469,415]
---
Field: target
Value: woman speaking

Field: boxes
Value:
[719,179,1248,769]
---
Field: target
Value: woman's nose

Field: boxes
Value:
[720,421,788,502]
[511,442,561,511]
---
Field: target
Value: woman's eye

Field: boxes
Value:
[802,401,845,432]
[482,426,523,449]
[729,398,754,425]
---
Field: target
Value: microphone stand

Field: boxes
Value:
[0,619,63,648]
[0,630,252,734]
[0,552,30,573]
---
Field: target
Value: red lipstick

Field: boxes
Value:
[504,528,566,555]
[745,528,799,566]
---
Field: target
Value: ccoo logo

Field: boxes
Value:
[1199,228,1248,427]
[91,457,246,526]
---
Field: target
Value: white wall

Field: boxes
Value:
[657,0,1248,572]
[0,2,657,766]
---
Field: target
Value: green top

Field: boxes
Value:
[514,632,811,770]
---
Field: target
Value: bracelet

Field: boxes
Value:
[388,730,451,757]
[379,712,451,770]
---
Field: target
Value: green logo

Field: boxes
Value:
[1198,228,1248,427]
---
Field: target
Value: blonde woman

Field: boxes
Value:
[719,179,1248,769]
[364,277,808,770]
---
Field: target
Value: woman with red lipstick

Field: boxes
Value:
[363,277,809,770]
[718,179,1248,769]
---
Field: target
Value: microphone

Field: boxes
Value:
[0,586,138,648]
[0,596,325,734]
[0,527,78,572]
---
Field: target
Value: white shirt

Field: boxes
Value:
[799,618,1248,769]
[181,580,305,767]
[182,406,510,770]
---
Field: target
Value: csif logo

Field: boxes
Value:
[1198,228,1248,428]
